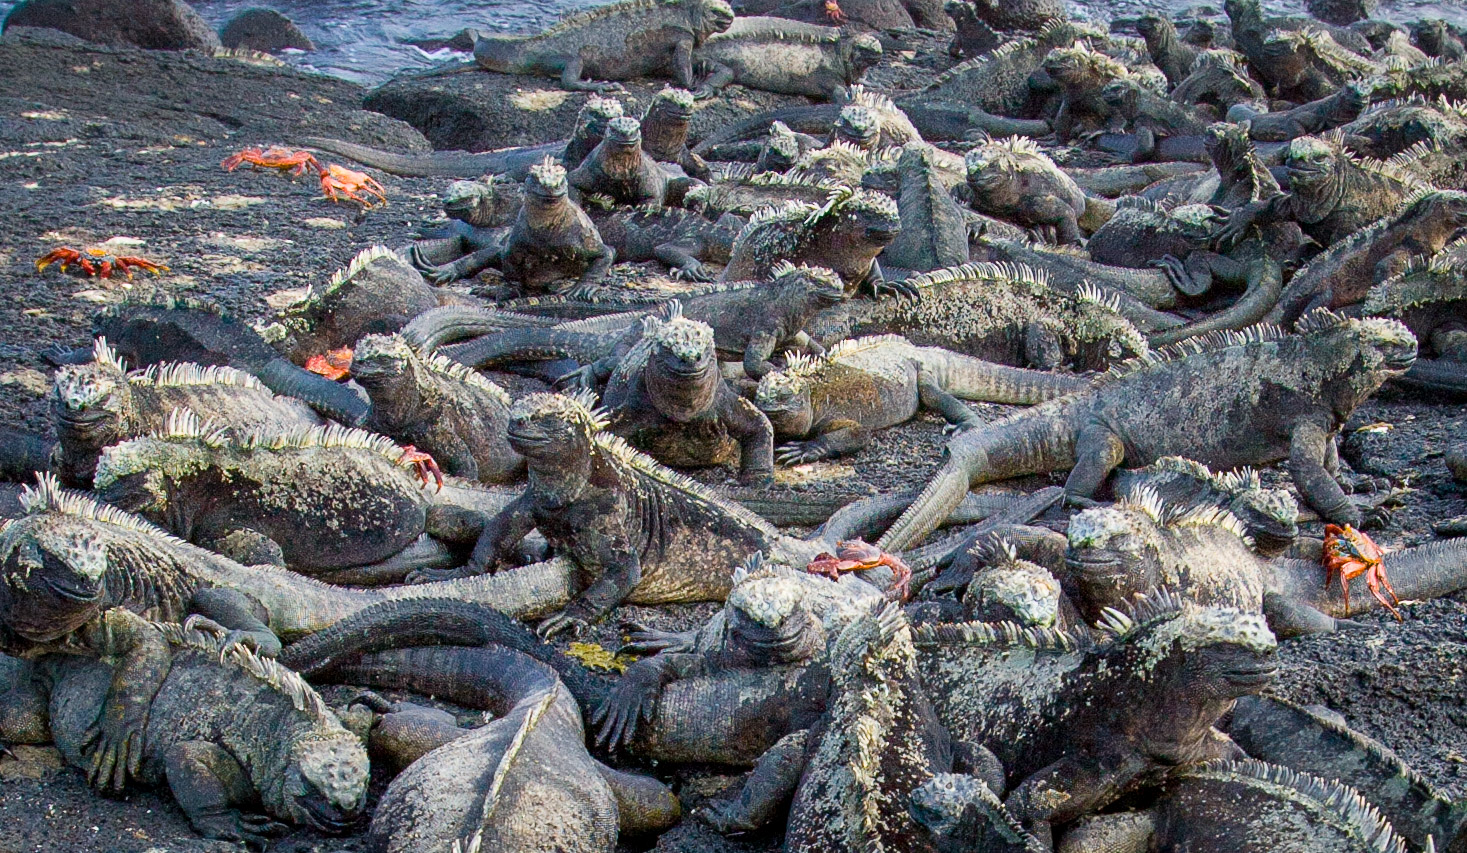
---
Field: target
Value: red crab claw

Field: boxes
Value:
[303,347,353,381]
[35,247,82,273]
[807,552,847,581]
[399,445,444,491]
[111,256,169,278]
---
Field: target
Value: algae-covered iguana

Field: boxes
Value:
[590,205,742,282]
[1135,14,1199,87]
[960,136,1090,246]
[878,311,1418,551]
[48,338,321,489]
[470,0,734,92]
[755,335,1088,463]
[1110,455,1299,555]
[2,621,368,848]
[693,17,882,102]
[351,334,524,485]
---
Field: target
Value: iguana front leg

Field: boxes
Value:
[80,608,172,792]
[701,729,810,834]
[918,373,983,432]
[672,38,698,90]
[567,243,616,299]
[655,240,714,282]
[188,587,281,658]
[1063,424,1127,503]
[540,526,641,638]
[166,741,288,851]
[557,55,624,93]
[722,394,776,485]
[1290,419,1363,528]
[439,493,539,581]
[693,60,735,100]
[1005,750,1152,850]
[778,417,871,464]
[592,652,710,750]
[422,245,504,286]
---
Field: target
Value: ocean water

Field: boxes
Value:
[3,0,1466,86]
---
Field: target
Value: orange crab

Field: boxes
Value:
[808,539,912,601]
[1323,523,1401,620]
[220,147,322,177]
[35,246,168,279]
[823,0,845,21]
[320,163,387,209]
[398,445,444,491]
[304,347,353,381]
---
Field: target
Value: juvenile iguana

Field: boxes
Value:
[351,334,524,485]
[877,312,1418,552]
[693,17,882,102]
[755,335,1088,464]
[409,178,519,285]
[3,621,368,848]
[470,0,734,92]
[48,338,321,489]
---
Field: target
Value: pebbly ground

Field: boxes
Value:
[0,23,1464,853]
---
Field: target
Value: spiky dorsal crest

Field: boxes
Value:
[906,261,1053,293]
[135,361,266,392]
[769,260,844,292]
[745,198,822,231]
[92,337,128,373]
[743,169,842,189]
[156,620,335,724]
[1074,282,1123,313]
[923,35,1039,88]
[965,136,1053,176]
[14,472,183,544]
[592,431,779,533]
[1364,235,1467,315]
[1096,324,1289,385]
[1181,760,1408,853]
[710,16,840,43]
[98,293,223,319]
[1090,587,1190,641]
[478,689,559,827]
[911,616,1092,655]
[284,246,401,313]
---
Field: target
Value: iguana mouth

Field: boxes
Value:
[1221,663,1278,687]
[58,408,110,429]
[297,790,363,834]
[1065,553,1123,576]
[506,428,552,449]
[865,225,899,245]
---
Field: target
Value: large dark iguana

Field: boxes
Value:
[569,116,669,208]
[959,136,1089,246]
[409,178,519,285]
[755,335,1089,464]
[1364,236,1467,382]
[879,143,972,273]
[0,621,368,849]
[807,262,1150,373]
[1134,14,1199,87]
[877,312,1418,552]
[589,204,743,283]
[693,17,882,102]
[350,334,524,485]
[499,156,615,297]
[92,411,514,580]
[916,590,1279,848]
[470,0,734,92]
[48,338,320,489]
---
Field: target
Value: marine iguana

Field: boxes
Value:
[590,205,743,282]
[1267,189,1467,325]
[1110,455,1300,555]
[1243,80,1369,142]
[1339,96,1467,188]
[470,0,735,92]
[1414,19,1467,61]
[960,136,1089,245]
[350,334,523,485]
[880,143,971,273]
[719,185,910,298]
[916,590,1279,848]
[970,237,1183,330]
[915,22,1087,118]
[693,17,882,102]
[1086,199,1219,269]
[1100,78,1210,161]
[598,314,776,483]
[409,178,520,285]
[1377,56,1467,103]
[1255,28,1381,104]
[1171,49,1268,113]
[639,86,709,181]
[1363,236,1467,391]
[1042,42,1162,142]
[2,621,368,848]
[686,166,839,218]
[1135,14,1199,87]
[945,1,1000,60]
[568,116,669,208]
[807,261,1150,372]
[92,411,513,580]
[47,338,321,489]
[877,311,1418,552]
[500,157,615,297]
[755,335,1088,464]
[73,295,369,426]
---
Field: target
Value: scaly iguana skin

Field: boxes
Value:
[448,393,826,637]
[470,0,734,92]
[686,166,838,218]
[598,314,775,483]
[639,86,709,181]
[807,261,1150,372]
[92,411,513,579]
[693,17,882,102]
[1087,199,1218,269]
[500,157,615,297]
[1256,28,1381,104]
[915,21,1087,117]
[1243,80,1369,142]
[1136,14,1199,87]
[1042,43,1163,142]
[877,312,1418,552]
[1414,19,1467,61]
[945,0,1000,60]
[1050,760,1411,853]
[76,296,369,426]
[1172,50,1267,113]
[881,143,971,273]
[589,205,742,282]
[1100,78,1210,161]
[48,338,321,489]
[1267,189,1467,325]
[6,621,368,848]
[1343,97,1467,192]
[409,178,520,285]
[1363,237,1467,391]
[755,335,1088,464]
[569,116,668,208]
[916,590,1279,848]
[434,263,846,379]
[719,185,908,298]
[1110,455,1299,555]
[960,137,1088,246]
[350,334,523,485]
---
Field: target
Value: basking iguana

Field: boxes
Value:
[1171,50,1267,113]
[1135,14,1199,86]
[1099,78,1210,161]
[48,338,320,489]
[719,186,910,298]
[693,17,881,102]
[879,142,971,273]
[589,204,743,282]
[569,116,669,208]
[351,334,524,485]
[1042,42,1162,142]
[92,410,514,580]
[686,165,839,218]
[639,86,709,181]
[806,261,1150,372]
[470,0,734,92]
[960,136,1094,247]
[755,335,1088,464]
[0,621,368,848]
[1244,81,1369,142]
[409,178,519,285]
[877,312,1418,551]
[499,156,615,297]
[916,590,1279,847]
[1086,199,1219,269]
[1363,236,1467,392]
[1110,455,1300,556]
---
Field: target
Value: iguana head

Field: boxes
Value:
[823,186,902,248]
[1282,135,1343,192]
[762,121,803,172]
[754,366,815,437]
[1100,78,1142,116]
[506,392,599,461]
[0,518,110,643]
[689,0,735,41]
[443,177,519,228]
[1041,43,1126,86]
[727,574,826,664]
[966,540,1064,629]
[964,136,1054,210]
[841,33,883,79]
[1211,468,1299,557]
[1119,598,1278,701]
[771,260,847,307]
[92,410,229,517]
[52,339,131,452]
[834,105,881,150]
[646,317,719,422]
[1298,310,1417,408]
[526,156,570,202]
[1134,14,1166,39]
[279,731,370,833]
[349,333,417,393]
[569,95,625,160]
[647,87,695,124]
[1066,500,1168,609]
[604,115,643,149]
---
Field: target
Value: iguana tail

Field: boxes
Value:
[922,349,1091,405]
[877,408,1074,551]
[252,356,371,426]
[302,136,563,179]
[1393,358,1467,396]
[1148,257,1284,347]
[401,305,560,353]
[1279,538,1467,618]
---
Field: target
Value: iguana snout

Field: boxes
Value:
[283,733,370,834]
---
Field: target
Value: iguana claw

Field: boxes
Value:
[81,704,148,793]
[189,808,289,852]
[537,610,590,639]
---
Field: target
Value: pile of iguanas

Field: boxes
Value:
[8,0,1467,849]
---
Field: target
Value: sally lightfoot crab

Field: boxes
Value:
[35,247,168,279]
[808,539,911,600]
[220,147,322,177]
[397,444,444,491]
[1323,523,1401,620]
[320,164,387,209]
[303,347,353,382]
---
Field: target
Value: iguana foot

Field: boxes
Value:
[672,262,715,282]
[188,808,288,852]
[81,703,148,793]
[1323,524,1401,620]
[35,246,168,280]
[591,661,662,750]
[320,163,387,209]
[777,440,835,465]
[619,621,697,655]
[423,260,469,286]
[537,610,590,639]
[868,277,920,301]
[552,365,599,392]
[1152,254,1196,294]
[181,614,281,659]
